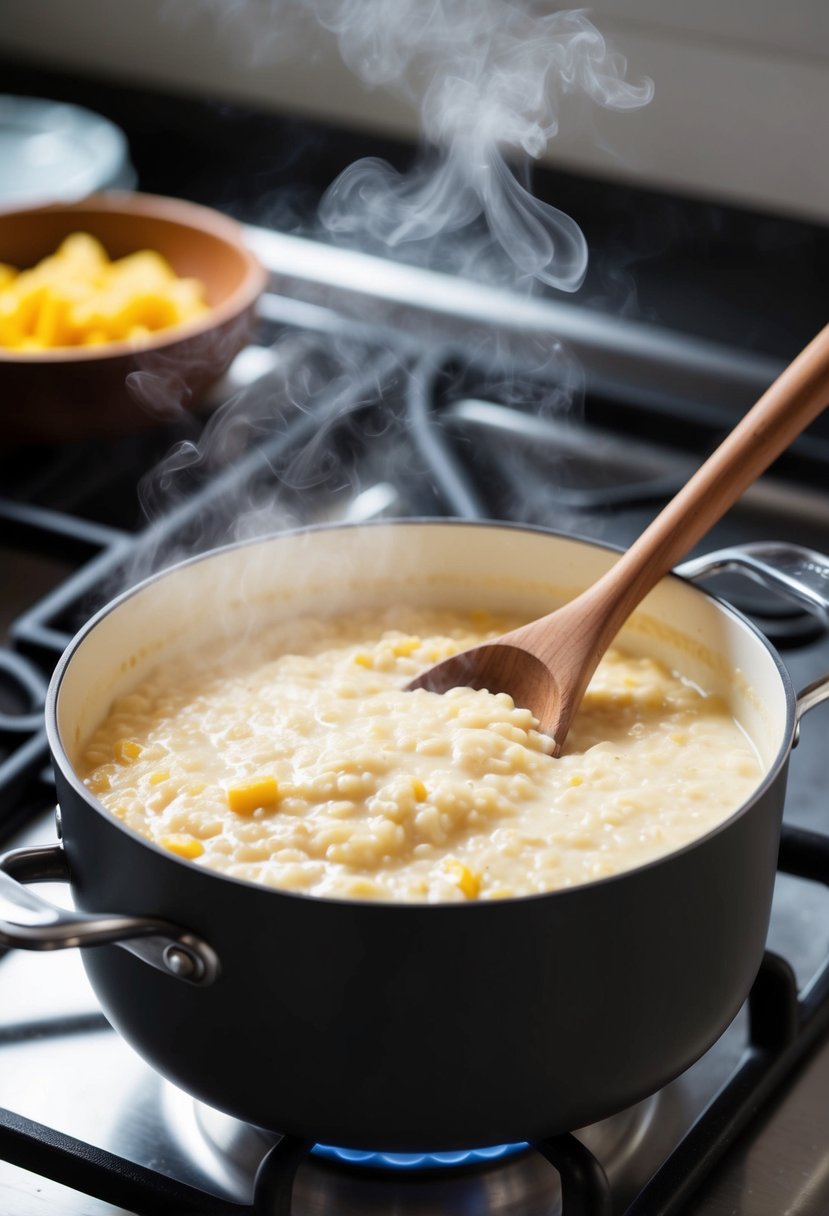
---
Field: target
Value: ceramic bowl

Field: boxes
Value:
[0,192,267,442]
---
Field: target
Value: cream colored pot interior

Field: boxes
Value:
[55,523,789,773]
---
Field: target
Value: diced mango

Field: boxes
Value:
[443,859,480,899]
[114,739,143,764]
[227,777,279,816]
[161,834,205,860]
[85,771,111,794]
[0,232,209,351]
[81,328,110,346]
[117,290,179,333]
[390,636,421,657]
[58,232,108,271]
[109,249,174,287]
[149,770,171,785]
[167,277,206,312]
[411,778,428,802]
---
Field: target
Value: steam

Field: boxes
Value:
[126,330,407,584]
[314,1,653,291]
[167,0,653,289]
[128,0,654,576]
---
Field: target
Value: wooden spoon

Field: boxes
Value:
[408,322,829,754]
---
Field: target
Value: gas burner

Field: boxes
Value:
[162,1085,688,1215]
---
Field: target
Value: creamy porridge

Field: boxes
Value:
[79,607,762,902]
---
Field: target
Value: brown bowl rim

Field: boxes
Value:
[0,191,268,364]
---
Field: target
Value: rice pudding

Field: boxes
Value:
[80,607,762,902]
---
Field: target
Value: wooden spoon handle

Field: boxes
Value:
[588,320,829,643]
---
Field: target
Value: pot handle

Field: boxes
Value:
[678,541,829,724]
[0,842,219,986]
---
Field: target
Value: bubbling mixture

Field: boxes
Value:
[80,607,762,902]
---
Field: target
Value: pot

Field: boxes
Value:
[2,521,829,1152]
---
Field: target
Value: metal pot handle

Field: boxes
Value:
[678,541,829,724]
[0,841,219,986]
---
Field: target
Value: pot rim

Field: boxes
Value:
[45,517,798,910]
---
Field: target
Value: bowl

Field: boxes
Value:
[0,192,268,442]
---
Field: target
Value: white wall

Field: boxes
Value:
[2,0,828,223]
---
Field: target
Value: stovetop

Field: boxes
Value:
[2,55,829,1216]
[1,225,829,1215]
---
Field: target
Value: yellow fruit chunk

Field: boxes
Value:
[58,232,108,270]
[411,778,428,802]
[390,636,421,657]
[0,231,209,350]
[227,777,279,816]
[353,652,374,668]
[161,834,205,860]
[85,771,111,794]
[149,770,171,785]
[81,328,110,346]
[114,739,143,764]
[443,859,481,899]
[109,249,174,287]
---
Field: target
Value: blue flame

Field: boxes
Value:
[312,1141,529,1170]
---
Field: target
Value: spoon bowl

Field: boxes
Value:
[409,322,829,752]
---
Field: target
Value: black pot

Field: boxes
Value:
[3,522,829,1151]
